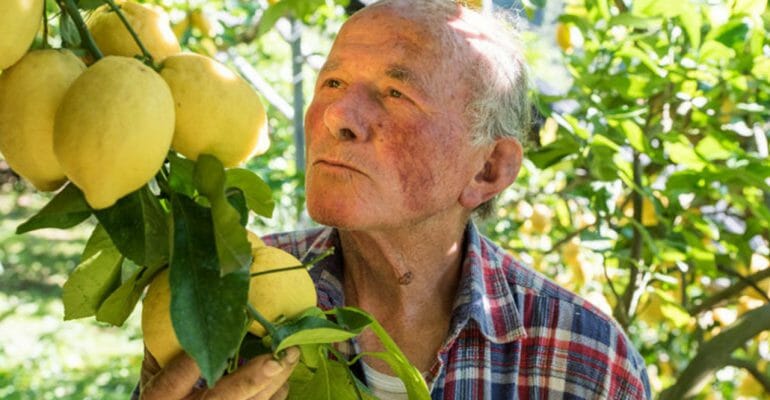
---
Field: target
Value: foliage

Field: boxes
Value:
[481,0,770,397]
[4,0,769,398]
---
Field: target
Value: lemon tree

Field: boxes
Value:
[2,1,430,398]
[482,0,770,397]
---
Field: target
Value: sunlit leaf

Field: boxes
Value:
[16,183,92,234]
[62,224,123,320]
[194,155,252,276]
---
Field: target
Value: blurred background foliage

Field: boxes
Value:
[0,0,768,398]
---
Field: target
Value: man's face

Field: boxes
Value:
[304,6,488,230]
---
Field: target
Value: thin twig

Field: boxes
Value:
[59,0,104,60]
[104,0,154,64]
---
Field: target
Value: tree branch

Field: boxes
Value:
[727,357,770,394]
[658,303,770,400]
[687,267,770,315]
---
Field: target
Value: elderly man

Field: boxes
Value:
[139,0,651,398]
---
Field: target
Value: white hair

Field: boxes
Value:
[359,0,532,217]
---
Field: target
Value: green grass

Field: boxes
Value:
[0,190,143,399]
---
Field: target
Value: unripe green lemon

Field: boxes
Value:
[0,49,85,191]
[0,0,44,70]
[160,53,269,167]
[88,0,181,62]
[54,56,175,209]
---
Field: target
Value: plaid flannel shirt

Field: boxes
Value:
[263,223,651,400]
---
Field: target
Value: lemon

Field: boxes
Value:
[54,56,175,209]
[0,50,85,191]
[190,9,216,37]
[248,246,317,337]
[88,0,181,62]
[142,268,179,367]
[0,0,44,70]
[556,23,572,53]
[141,238,316,366]
[160,53,269,167]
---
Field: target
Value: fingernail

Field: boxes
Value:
[285,347,300,364]
[264,359,284,377]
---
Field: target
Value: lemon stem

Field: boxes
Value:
[59,0,104,60]
[104,0,154,65]
[249,264,306,278]
[249,248,334,278]
[247,304,278,339]
[42,3,49,49]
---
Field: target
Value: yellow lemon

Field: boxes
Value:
[88,0,181,62]
[0,49,85,191]
[190,9,216,37]
[247,230,266,248]
[160,53,269,167]
[141,230,266,367]
[248,246,317,337]
[142,268,179,367]
[54,56,175,209]
[0,0,44,70]
[556,23,572,53]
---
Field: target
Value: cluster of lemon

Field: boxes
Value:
[0,0,269,209]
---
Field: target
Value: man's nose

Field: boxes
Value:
[322,84,374,142]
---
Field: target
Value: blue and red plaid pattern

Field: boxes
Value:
[264,223,651,399]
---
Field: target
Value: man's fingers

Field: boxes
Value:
[203,347,301,400]
[266,383,290,400]
[141,352,202,400]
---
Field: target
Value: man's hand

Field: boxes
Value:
[139,346,300,400]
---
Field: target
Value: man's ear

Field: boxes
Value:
[459,137,523,209]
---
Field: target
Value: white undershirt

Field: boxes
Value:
[361,360,410,400]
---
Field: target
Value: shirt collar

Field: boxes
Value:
[447,222,527,344]
[306,223,526,344]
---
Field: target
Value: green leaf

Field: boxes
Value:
[698,40,736,63]
[288,355,375,400]
[527,136,578,169]
[677,3,702,50]
[617,45,666,78]
[225,168,275,218]
[169,193,250,386]
[664,140,706,171]
[62,224,123,320]
[194,154,252,276]
[77,0,104,10]
[695,136,735,161]
[257,1,292,37]
[752,56,770,82]
[733,0,767,16]
[618,120,646,152]
[272,312,360,354]
[609,14,662,30]
[94,266,146,326]
[94,186,169,268]
[168,151,196,197]
[60,12,81,47]
[707,19,750,48]
[331,307,430,400]
[16,183,92,234]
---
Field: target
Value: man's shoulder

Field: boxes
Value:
[481,235,615,329]
[478,235,651,398]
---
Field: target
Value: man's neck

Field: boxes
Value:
[337,217,469,372]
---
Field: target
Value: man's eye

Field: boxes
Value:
[389,89,403,98]
[324,79,341,88]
